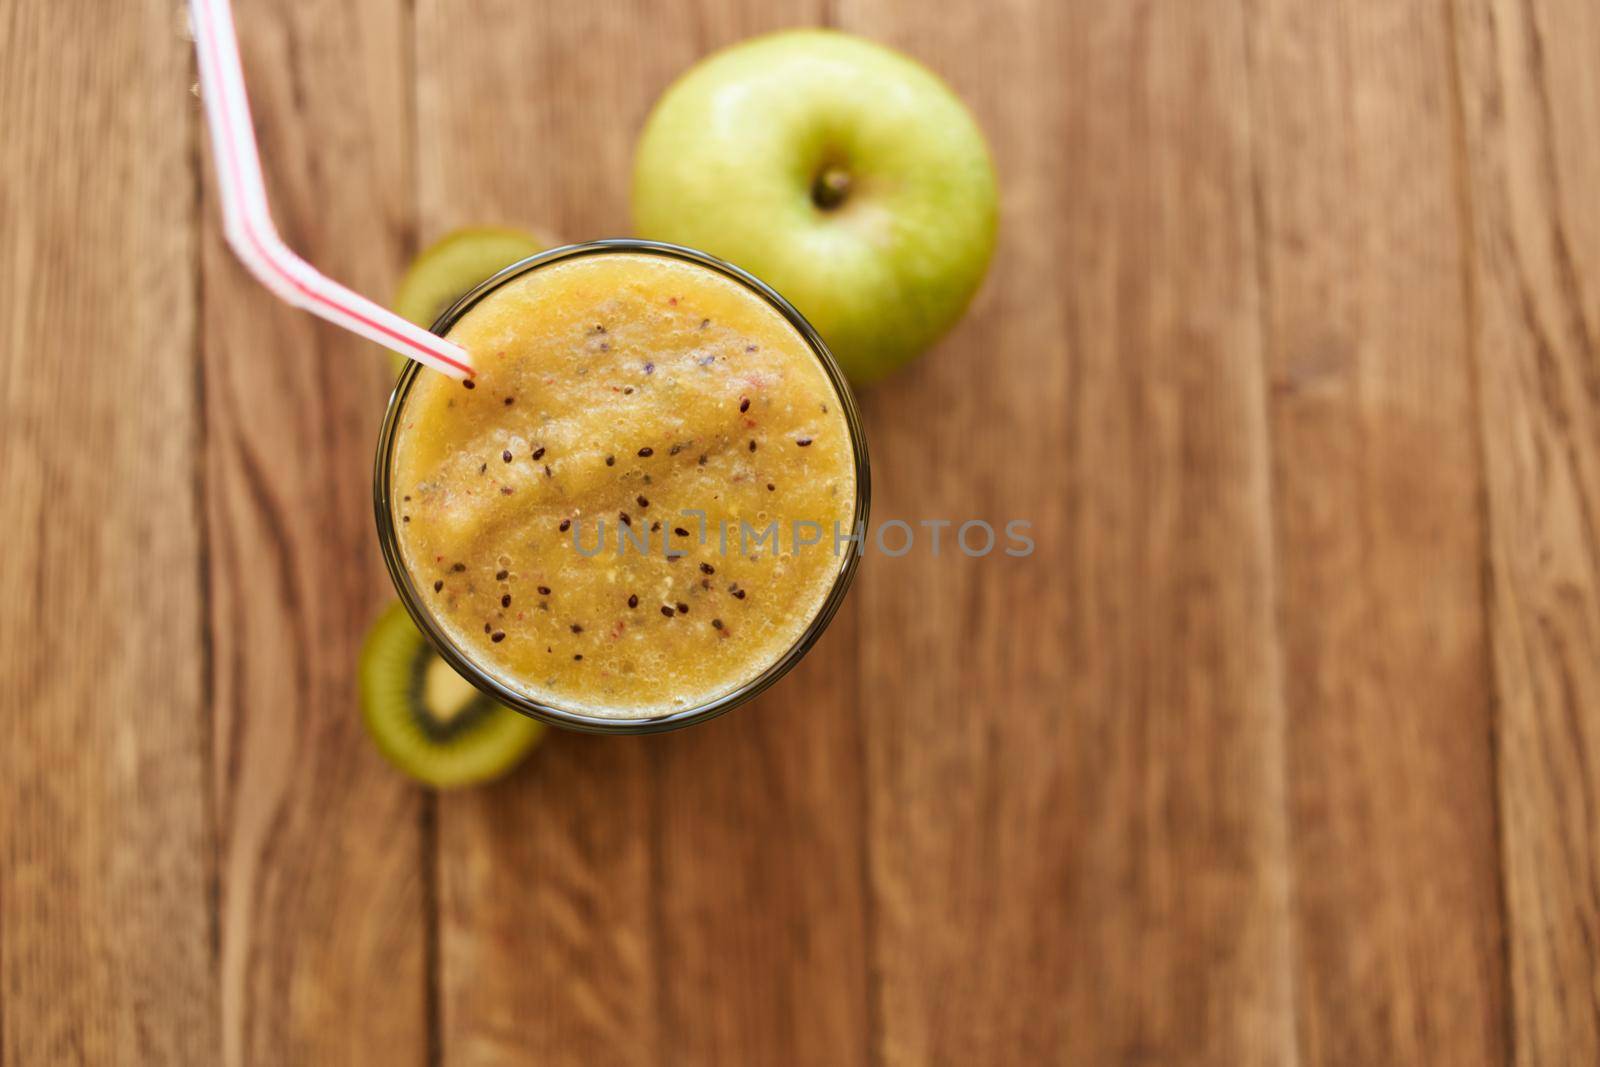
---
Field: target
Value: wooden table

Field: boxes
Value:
[4,1,1598,1064]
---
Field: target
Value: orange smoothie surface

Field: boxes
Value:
[391,252,857,719]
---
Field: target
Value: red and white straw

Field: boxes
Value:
[187,0,473,379]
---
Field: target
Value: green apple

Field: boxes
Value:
[631,30,998,384]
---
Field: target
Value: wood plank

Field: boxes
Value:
[1452,0,1600,1061]
[0,1,218,1063]
[199,1,427,1064]
[839,1,1295,1062]
[649,610,869,1066]
[625,4,871,1063]
[1244,2,1510,1062]
[430,735,657,1066]
[414,3,666,1063]
[415,3,867,1064]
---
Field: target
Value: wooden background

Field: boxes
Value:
[2,0,1598,1063]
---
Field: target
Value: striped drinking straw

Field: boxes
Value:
[186,0,474,379]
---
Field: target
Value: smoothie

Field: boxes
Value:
[386,248,860,720]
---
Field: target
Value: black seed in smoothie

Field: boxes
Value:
[669,443,681,455]
[484,623,491,634]
[544,465,552,478]
[700,318,710,329]
[698,454,708,466]
[403,495,411,502]
[532,446,545,460]
[573,654,583,661]
[570,623,583,633]
[402,515,411,523]
[502,450,512,463]
[501,594,512,608]
[767,483,776,492]
[676,602,689,614]
[712,618,724,630]
[661,606,675,617]
[700,578,711,589]
[650,521,661,533]
[739,397,750,413]
[593,323,606,333]
[501,486,514,495]
[559,518,571,533]
[619,512,631,526]
[462,379,475,390]
[491,631,505,643]
[636,495,649,509]
[605,454,615,466]
[638,446,653,457]
[479,463,487,474]
[700,562,715,575]
[643,362,655,374]
[496,569,509,581]
[628,594,639,608]
[537,585,551,596]
[674,527,689,538]
[433,580,444,593]
[733,590,747,600]
[623,386,633,395]
[748,440,758,452]
[452,563,466,572]
[504,396,514,406]
[796,437,813,447]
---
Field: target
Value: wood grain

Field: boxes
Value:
[628,6,872,1065]
[840,1,1295,1062]
[0,1,219,1064]
[429,734,657,1067]
[9,0,1600,1063]
[414,4,668,1063]
[648,613,869,1067]
[1245,2,1509,1062]
[416,3,872,1064]
[199,0,427,1064]
[1453,0,1600,1061]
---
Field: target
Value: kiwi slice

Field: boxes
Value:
[359,601,544,788]
[390,226,551,374]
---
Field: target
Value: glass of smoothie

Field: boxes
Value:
[374,240,870,733]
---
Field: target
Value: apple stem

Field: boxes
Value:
[811,165,852,210]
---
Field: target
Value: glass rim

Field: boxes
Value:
[373,238,872,735]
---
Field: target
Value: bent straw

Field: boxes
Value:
[187,0,473,379]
